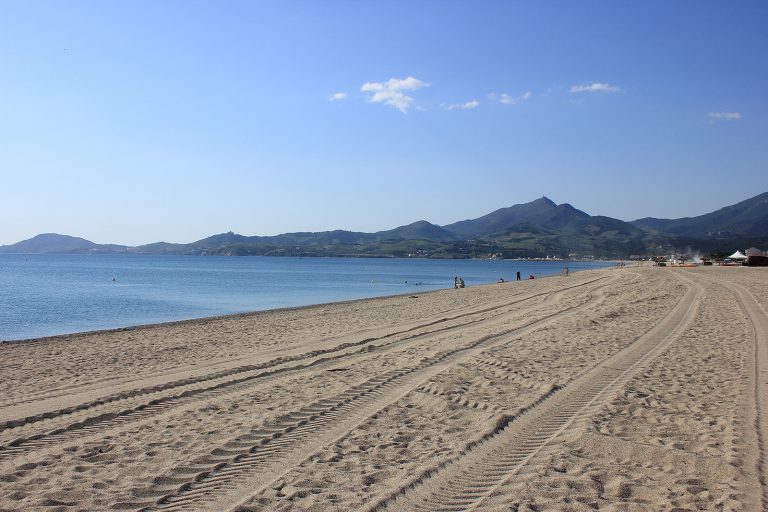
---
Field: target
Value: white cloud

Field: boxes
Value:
[499,91,531,105]
[442,100,480,110]
[328,92,347,101]
[569,82,620,93]
[360,76,429,113]
[708,111,742,121]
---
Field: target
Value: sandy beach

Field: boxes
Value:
[1,266,767,511]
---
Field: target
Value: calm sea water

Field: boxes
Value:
[0,254,611,342]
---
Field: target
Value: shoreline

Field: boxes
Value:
[0,266,603,346]
[0,284,444,345]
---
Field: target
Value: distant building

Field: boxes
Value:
[728,250,748,261]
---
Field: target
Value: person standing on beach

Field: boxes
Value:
[516,271,521,281]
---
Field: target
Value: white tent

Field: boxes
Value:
[745,247,764,257]
[728,250,748,260]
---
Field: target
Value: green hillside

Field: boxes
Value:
[3,193,766,259]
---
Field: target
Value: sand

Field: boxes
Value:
[1,266,766,511]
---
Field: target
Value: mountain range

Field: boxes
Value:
[3,192,767,259]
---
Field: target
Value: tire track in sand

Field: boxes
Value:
[368,271,700,512]
[718,277,768,511]
[113,282,614,511]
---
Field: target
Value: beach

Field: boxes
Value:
[1,265,766,511]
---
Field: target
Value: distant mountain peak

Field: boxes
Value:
[536,196,557,207]
[0,233,126,254]
[33,233,86,241]
[441,196,593,238]
[375,220,458,242]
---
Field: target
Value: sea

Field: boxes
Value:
[0,254,612,342]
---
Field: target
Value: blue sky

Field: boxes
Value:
[1,1,766,245]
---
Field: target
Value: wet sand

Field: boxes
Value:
[1,266,766,511]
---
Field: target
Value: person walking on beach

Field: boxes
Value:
[516,271,521,281]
